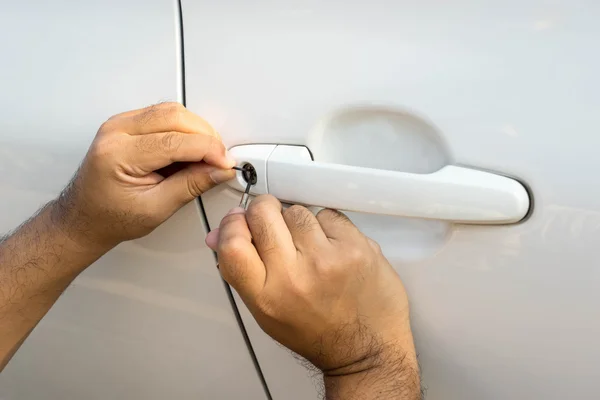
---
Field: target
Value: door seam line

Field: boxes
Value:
[175,1,273,399]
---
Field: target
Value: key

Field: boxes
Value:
[232,165,257,210]
[239,181,252,209]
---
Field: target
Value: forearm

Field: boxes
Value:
[0,200,108,369]
[323,342,421,400]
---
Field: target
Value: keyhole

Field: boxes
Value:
[241,163,257,185]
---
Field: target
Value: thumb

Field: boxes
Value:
[154,163,235,212]
[217,208,266,300]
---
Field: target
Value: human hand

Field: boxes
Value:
[206,195,420,397]
[54,102,235,249]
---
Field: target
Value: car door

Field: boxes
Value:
[183,1,600,399]
[0,1,266,399]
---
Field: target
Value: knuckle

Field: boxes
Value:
[248,195,280,216]
[284,205,308,218]
[89,136,118,161]
[162,102,185,125]
[284,206,316,234]
[316,208,348,224]
[345,246,367,265]
[247,197,275,220]
[107,112,123,121]
[367,237,382,254]
[161,132,184,155]
[135,104,160,126]
[97,120,115,135]
[160,101,184,111]
[135,134,159,153]
[219,237,247,260]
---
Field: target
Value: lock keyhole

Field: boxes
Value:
[241,163,257,185]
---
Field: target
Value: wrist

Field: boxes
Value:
[48,193,114,256]
[322,342,421,400]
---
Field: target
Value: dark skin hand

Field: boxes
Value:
[0,103,420,399]
[0,103,236,368]
[206,199,420,399]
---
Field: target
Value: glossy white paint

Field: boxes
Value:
[0,1,265,399]
[230,144,529,224]
[185,1,600,399]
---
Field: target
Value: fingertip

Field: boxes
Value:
[218,207,251,243]
[226,207,246,216]
[225,149,236,168]
[205,228,220,250]
[209,167,236,184]
[218,207,247,230]
[205,142,235,169]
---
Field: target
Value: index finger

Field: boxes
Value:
[128,131,234,172]
[109,102,220,137]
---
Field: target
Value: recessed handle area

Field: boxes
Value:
[228,145,530,224]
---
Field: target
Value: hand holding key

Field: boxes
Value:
[206,195,421,399]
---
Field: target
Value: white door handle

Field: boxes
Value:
[228,145,530,224]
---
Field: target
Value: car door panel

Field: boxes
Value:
[183,1,600,399]
[0,1,266,399]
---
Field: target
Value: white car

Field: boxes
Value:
[1,1,598,399]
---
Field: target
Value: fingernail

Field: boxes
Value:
[205,228,220,250]
[226,207,246,216]
[209,167,235,184]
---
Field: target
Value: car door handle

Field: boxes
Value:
[228,145,530,224]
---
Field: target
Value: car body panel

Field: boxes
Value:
[0,1,266,399]
[184,1,600,399]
